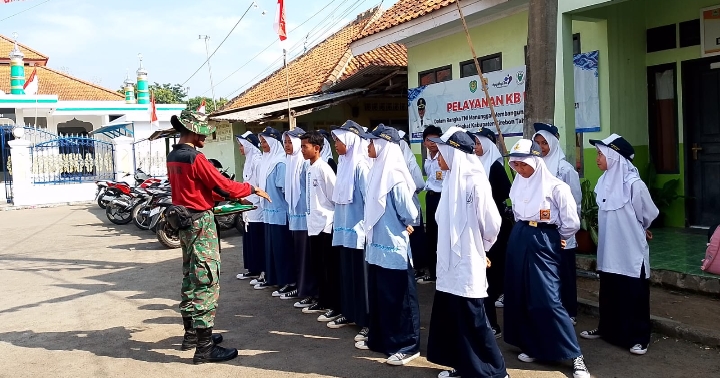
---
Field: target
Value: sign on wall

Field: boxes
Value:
[407,66,527,142]
[574,50,601,132]
[701,5,720,57]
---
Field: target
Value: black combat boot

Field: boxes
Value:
[181,317,224,351]
[192,327,238,364]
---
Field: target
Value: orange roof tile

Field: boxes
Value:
[0,65,124,101]
[223,7,396,113]
[340,43,407,80]
[0,34,49,63]
[358,0,457,39]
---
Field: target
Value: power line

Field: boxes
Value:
[0,0,53,22]
[180,1,256,87]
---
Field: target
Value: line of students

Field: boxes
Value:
[233,121,658,378]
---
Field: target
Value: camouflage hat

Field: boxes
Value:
[171,110,216,136]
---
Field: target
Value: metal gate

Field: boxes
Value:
[0,126,13,203]
[32,136,115,184]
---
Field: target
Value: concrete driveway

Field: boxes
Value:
[0,205,717,378]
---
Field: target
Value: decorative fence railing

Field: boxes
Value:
[31,136,115,184]
[133,139,167,177]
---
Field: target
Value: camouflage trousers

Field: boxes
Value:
[179,211,220,329]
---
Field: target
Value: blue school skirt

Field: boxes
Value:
[503,221,581,361]
[243,222,265,274]
[264,223,295,286]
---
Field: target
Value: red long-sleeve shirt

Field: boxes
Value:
[167,144,253,211]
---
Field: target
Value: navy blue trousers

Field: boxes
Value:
[559,247,578,318]
[339,247,369,327]
[243,222,265,274]
[293,230,317,297]
[428,291,508,378]
[503,222,581,361]
[264,223,294,286]
[367,262,421,356]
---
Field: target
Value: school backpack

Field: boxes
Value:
[701,223,720,275]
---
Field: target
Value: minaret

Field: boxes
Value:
[9,33,25,95]
[136,53,149,104]
[124,70,136,104]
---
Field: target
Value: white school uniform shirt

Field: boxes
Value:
[307,158,336,236]
[423,152,445,193]
[557,160,582,248]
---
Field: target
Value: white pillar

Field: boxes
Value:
[8,139,32,206]
[113,136,135,183]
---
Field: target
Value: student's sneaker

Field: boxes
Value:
[327,316,355,329]
[630,344,648,355]
[294,297,315,308]
[272,284,295,297]
[280,289,298,300]
[517,353,536,363]
[253,282,271,290]
[416,275,436,284]
[438,369,461,378]
[317,309,342,322]
[354,340,369,350]
[491,326,502,339]
[301,302,326,314]
[414,269,425,279]
[386,352,420,366]
[570,317,577,326]
[354,327,369,342]
[572,355,590,378]
[249,272,265,286]
[236,271,259,280]
[580,328,601,340]
[495,294,504,308]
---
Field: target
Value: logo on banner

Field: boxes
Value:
[516,71,525,84]
[492,74,513,89]
[469,80,478,93]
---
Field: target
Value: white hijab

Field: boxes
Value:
[474,134,504,177]
[509,155,564,218]
[332,129,367,204]
[399,139,417,171]
[321,138,333,165]
[284,132,306,211]
[237,133,262,186]
[257,135,285,191]
[364,138,415,242]
[533,130,566,176]
[595,144,641,211]
[436,133,487,271]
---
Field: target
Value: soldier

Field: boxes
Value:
[167,110,270,364]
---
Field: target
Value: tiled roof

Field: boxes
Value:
[223,7,405,113]
[358,0,456,39]
[0,34,49,63]
[0,65,124,101]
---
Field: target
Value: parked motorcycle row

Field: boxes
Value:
[95,162,245,249]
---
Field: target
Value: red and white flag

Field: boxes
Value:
[23,67,38,95]
[273,0,287,42]
[150,93,159,129]
[197,99,207,114]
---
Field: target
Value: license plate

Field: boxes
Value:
[149,207,160,217]
[101,195,114,202]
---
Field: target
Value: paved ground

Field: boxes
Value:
[0,205,718,378]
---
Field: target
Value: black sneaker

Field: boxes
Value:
[236,271,259,280]
[417,274,436,284]
[280,289,298,300]
[491,325,502,339]
[272,284,295,297]
[294,297,315,308]
[354,327,369,341]
[301,302,326,314]
[580,328,601,340]
[317,309,342,322]
[327,315,354,329]
[572,355,590,378]
[438,369,461,378]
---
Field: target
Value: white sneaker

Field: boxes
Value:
[386,352,420,366]
[317,309,342,322]
[254,282,271,290]
[630,344,648,355]
[354,327,369,342]
[354,340,369,350]
[249,272,265,285]
[293,297,315,309]
[517,353,536,363]
[570,317,577,326]
[327,316,354,329]
[495,294,504,308]
[236,272,259,280]
[572,355,590,378]
[580,328,601,340]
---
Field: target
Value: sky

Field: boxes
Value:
[1,0,398,100]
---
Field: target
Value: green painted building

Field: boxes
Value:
[352,0,720,228]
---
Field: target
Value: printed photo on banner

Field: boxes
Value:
[574,50,601,132]
[407,66,527,142]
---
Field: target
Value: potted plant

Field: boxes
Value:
[643,163,683,228]
[578,179,598,254]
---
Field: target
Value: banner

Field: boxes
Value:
[573,50,601,132]
[407,66,526,142]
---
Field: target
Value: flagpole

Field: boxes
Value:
[284,48,293,130]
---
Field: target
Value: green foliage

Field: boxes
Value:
[642,162,683,213]
[186,96,229,114]
[580,179,599,246]
[149,83,187,104]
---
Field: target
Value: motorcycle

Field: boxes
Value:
[95,169,164,209]
[133,186,171,230]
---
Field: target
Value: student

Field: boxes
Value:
[418,125,444,284]
[533,123,582,324]
[398,129,427,271]
[255,127,294,293]
[426,127,507,378]
[318,129,338,173]
[282,128,311,302]
[503,139,590,378]
[299,131,340,323]
[581,134,659,356]
[235,132,266,282]
[355,125,421,367]
[468,128,512,338]
[329,121,370,339]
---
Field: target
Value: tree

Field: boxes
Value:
[149,82,187,104]
[186,96,229,114]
